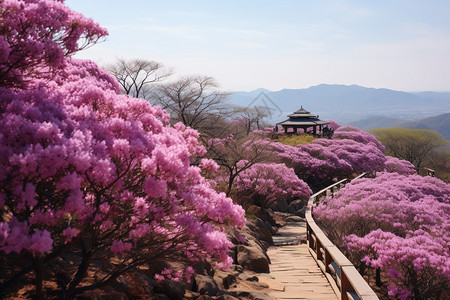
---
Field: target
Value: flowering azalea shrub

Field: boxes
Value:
[234,163,312,210]
[250,127,276,138]
[333,126,386,153]
[0,0,107,88]
[273,141,352,182]
[273,131,386,190]
[314,172,450,299]
[0,0,245,298]
[384,156,416,175]
[313,138,386,174]
[327,120,341,130]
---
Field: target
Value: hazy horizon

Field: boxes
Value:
[232,83,450,94]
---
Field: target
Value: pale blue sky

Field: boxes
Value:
[66,0,450,92]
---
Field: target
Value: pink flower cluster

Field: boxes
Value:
[273,126,386,180]
[0,58,245,262]
[326,120,341,131]
[314,172,450,298]
[0,0,108,87]
[250,128,275,138]
[384,156,416,175]
[333,126,386,153]
[0,0,246,287]
[234,163,312,208]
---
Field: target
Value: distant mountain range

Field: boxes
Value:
[348,113,450,140]
[227,84,450,129]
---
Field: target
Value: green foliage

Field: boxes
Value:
[370,127,448,170]
[276,134,316,146]
[425,146,450,183]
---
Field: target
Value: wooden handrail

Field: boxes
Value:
[305,174,379,300]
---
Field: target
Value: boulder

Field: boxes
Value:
[244,221,259,237]
[255,218,266,229]
[246,275,259,282]
[233,264,243,273]
[255,218,277,237]
[229,245,238,264]
[153,280,185,300]
[294,207,307,218]
[264,209,277,226]
[216,295,240,300]
[194,274,220,296]
[231,290,275,300]
[269,199,288,212]
[213,269,237,290]
[287,199,306,214]
[196,296,214,300]
[76,291,128,300]
[267,211,288,227]
[237,242,270,273]
[264,221,278,235]
[285,215,304,222]
[245,291,276,300]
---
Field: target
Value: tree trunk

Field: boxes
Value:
[358,262,366,276]
[226,174,234,196]
[62,239,92,300]
[33,255,43,300]
[376,268,382,287]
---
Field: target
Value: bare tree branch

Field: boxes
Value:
[151,76,233,135]
[106,58,172,99]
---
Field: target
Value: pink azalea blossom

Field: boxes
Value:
[235,162,312,209]
[62,227,78,244]
[0,0,246,295]
[315,172,450,299]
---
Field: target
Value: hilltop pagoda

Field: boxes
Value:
[275,107,330,136]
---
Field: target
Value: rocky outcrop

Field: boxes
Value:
[194,274,220,296]
[153,280,185,300]
[287,199,307,215]
[237,241,270,273]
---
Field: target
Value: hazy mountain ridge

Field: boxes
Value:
[348,113,450,140]
[227,84,450,124]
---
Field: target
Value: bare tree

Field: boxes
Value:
[234,106,271,135]
[152,76,232,135]
[106,58,172,98]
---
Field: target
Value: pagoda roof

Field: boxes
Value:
[277,118,329,127]
[276,106,329,127]
[287,106,318,118]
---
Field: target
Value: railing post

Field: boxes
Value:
[307,223,313,250]
[340,268,350,300]
[316,239,323,261]
[324,249,331,273]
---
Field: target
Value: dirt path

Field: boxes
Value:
[260,221,338,300]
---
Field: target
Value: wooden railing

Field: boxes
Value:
[421,167,435,177]
[305,175,379,300]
